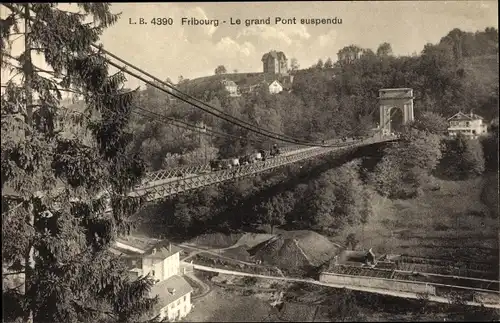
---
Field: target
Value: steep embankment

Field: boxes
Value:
[335,175,499,266]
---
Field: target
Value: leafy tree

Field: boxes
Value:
[177,75,184,84]
[1,3,157,322]
[337,45,363,65]
[316,58,324,69]
[410,111,448,134]
[345,234,359,250]
[257,194,291,233]
[290,57,300,71]
[376,42,393,57]
[370,129,443,198]
[440,133,485,179]
[303,161,371,232]
[440,28,465,61]
[171,203,194,234]
[214,65,227,75]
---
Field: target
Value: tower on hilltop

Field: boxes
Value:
[261,50,288,75]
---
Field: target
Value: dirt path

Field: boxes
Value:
[185,271,212,300]
[188,262,500,309]
[180,244,257,266]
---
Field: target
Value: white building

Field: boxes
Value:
[221,79,240,97]
[151,275,193,321]
[268,80,284,94]
[447,111,488,139]
[111,236,193,322]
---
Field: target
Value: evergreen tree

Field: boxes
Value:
[1,3,157,322]
[324,57,333,68]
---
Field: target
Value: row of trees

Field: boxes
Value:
[368,112,495,199]
[161,159,372,239]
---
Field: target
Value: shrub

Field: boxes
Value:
[440,133,485,179]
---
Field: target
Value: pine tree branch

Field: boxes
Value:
[3,270,26,276]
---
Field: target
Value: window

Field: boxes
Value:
[466,122,470,127]
[184,295,187,302]
[176,300,180,306]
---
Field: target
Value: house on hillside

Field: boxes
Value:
[239,74,294,95]
[262,50,289,75]
[269,80,284,94]
[111,236,193,322]
[221,79,240,97]
[447,111,488,139]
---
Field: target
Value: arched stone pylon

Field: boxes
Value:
[379,88,414,135]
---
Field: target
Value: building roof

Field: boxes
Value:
[151,275,193,310]
[145,245,182,263]
[221,79,237,87]
[447,111,484,121]
[261,50,287,62]
[269,80,283,87]
[239,74,293,91]
[113,235,182,263]
[116,235,162,252]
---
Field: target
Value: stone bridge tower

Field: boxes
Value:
[379,88,414,135]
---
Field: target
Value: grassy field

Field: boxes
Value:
[335,174,499,266]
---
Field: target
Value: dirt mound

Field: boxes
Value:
[221,246,253,262]
[250,230,341,274]
[235,233,277,248]
[188,232,244,248]
[280,230,342,266]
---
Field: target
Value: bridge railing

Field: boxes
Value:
[141,138,355,184]
[130,136,394,202]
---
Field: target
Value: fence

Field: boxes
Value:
[319,272,500,305]
[319,272,436,295]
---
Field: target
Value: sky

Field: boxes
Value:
[1,1,498,91]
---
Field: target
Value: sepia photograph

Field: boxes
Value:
[1,1,499,322]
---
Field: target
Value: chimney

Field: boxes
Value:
[470,110,473,118]
[168,243,172,252]
[167,288,176,295]
[152,248,156,255]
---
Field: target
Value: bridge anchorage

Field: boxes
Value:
[379,88,414,136]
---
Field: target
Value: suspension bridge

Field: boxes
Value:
[3,38,409,215]
[129,135,398,202]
